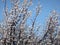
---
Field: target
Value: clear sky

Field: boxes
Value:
[0,0,60,36]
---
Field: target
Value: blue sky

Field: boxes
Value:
[0,0,60,36]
